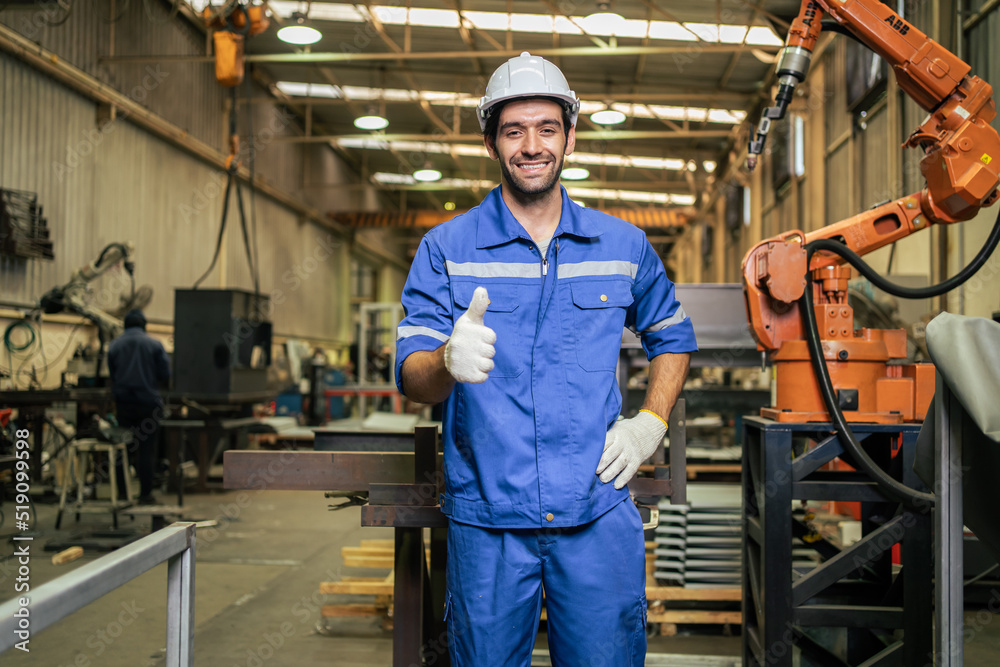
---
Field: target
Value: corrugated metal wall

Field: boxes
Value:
[0,0,223,148]
[958,0,1000,317]
[0,0,351,208]
[0,51,349,341]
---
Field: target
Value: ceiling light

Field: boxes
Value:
[590,108,626,125]
[277,12,322,45]
[581,12,627,36]
[354,114,389,130]
[573,200,587,207]
[561,167,590,181]
[413,169,442,182]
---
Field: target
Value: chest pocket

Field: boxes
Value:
[452,282,525,378]
[569,280,634,372]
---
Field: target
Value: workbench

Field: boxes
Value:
[0,387,115,481]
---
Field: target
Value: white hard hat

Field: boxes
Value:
[477,52,580,132]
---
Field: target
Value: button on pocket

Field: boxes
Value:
[569,280,634,372]
[452,282,524,378]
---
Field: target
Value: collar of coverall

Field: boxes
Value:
[475,185,604,249]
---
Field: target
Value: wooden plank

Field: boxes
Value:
[342,546,431,557]
[647,610,742,624]
[342,546,398,558]
[320,581,394,595]
[344,555,395,569]
[645,586,741,601]
[360,539,395,549]
[343,550,431,569]
[321,604,387,618]
[51,546,84,565]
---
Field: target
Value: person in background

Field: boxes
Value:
[108,309,170,505]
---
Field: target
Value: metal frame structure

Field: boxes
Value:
[0,522,196,665]
[741,417,932,666]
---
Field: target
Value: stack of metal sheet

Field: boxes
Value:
[654,484,743,587]
[654,483,816,587]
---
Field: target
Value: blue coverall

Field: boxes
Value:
[395,186,698,666]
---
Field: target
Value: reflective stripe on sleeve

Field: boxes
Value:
[397,326,450,343]
[557,260,638,280]
[445,260,539,278]
[644,306,688,332]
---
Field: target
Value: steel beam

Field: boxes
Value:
[98,43,780,66]
[792,516,904,606]
[235,92,755,106]
[935,377,964,666]
[277,130,733,143]
[794,605,904,629]
[222,451,414,491]
[790,433,844,482]
[0,523,196,654]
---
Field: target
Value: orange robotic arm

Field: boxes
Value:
[744,0,1000,354]
[741,0,1000,427]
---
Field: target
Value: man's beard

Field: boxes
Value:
[498,150,565,197]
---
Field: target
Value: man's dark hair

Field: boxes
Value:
[482,96,573,147]
[124,309,147,330]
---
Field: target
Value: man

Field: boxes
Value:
[108,309,170,505]
[395,52,697,666]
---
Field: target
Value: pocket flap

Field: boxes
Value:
[452,283,520,313]
[570,281,634,309]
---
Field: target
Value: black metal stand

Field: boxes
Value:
[742,417,932,666]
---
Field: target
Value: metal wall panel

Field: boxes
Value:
[0,0,222,147]
[824,142,852,227]
[968,7,1000,135]
[0,52,347,340]
[823,39,850,159]
[958,3,1000,317]
[858,106,891,210]
[0,0,336,207]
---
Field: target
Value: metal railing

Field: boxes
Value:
[0,522,195,665]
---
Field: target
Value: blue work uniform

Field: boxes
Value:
[396,186,697,666]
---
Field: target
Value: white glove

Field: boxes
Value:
[444,286,496,384]
[597,411,667,490]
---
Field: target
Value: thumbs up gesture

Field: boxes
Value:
[444,286,497,384]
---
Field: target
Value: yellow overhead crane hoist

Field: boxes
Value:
[201,1,269,87]
[191,2,266,294]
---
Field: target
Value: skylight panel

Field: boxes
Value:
[408,7,460,28]
[747,26,784,46]
[261,4,782,47]
[276,82,340,98]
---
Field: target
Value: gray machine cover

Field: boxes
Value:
[915,312,1000,562]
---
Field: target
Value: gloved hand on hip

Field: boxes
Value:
[597,410,667,489]
[444,286,496,384]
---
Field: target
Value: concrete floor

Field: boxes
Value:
[1,486,999,666]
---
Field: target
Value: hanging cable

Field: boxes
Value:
[800,204,1000,509]
[244,38,261,299]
